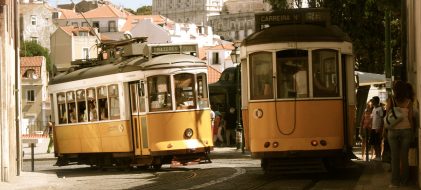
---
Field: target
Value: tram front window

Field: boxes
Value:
[276,50,309,99]
[174,73,196,110]
[249,52,273,100]
[148,75,172,112]
[312,49,339,97]
[197,73,209,109]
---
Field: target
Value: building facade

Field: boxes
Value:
[152,0,225,26]
[208,0,271,41]
[406,1,421,187]
[50,26,99,71]
[0,0,20,182]
[20,56,50,135]
[19,1,57,51]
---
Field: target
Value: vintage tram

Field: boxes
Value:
[49,38,213,169]
[240,9,356,172]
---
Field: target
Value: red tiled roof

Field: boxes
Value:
[60,26,95,36]
[83,4,128,19]
[121,15,172,32]
[20,56,44,67]
[207,66,221,84]
[57,4,129,20]
[20,56,44,78]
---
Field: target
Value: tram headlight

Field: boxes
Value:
[272,142,279,148]
[229,107,235,113]
[320,140,327,146]
[254,109,263,119]
[184,128,194,139]
[311,140,318,146]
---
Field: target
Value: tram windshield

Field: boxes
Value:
[249,52,273,100]
[249,49,340,100]
[148,75,172,112]
[276,50,309,99]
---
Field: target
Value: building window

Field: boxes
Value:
[82,48,89,59]
[30,37,38,43]
[52,12,59,19]
[212,52,219,64]
[92,21,99,28]
[31,15,37,25]
[108,21,116,32]
[27,90,35,102]
[82,22,89,27]
[71,22,78,27]
[23,69,38,79]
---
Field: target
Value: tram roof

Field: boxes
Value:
[50,54,206,85]
[243,24,351,46]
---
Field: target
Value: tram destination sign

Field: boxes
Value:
[255,8,331,31]
[151,44,198,56]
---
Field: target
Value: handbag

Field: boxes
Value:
[384,97,404,129]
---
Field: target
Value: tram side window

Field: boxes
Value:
[249,52,273,100]
[66,91,77,123]
[108,84,120,120]
[276,50,309,99]
[174,73,196,110]
[148,75,172,112]
[197,73,209,109]
[57,93,67,124]
[87,88,97,121]
[97,86,109,120]
[76,90,87,122]
[139,81,146,112]
[312,49,339,97]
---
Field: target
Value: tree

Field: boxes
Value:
[136,6,152,15]
[124,8,136,14]
[20,40,52,74]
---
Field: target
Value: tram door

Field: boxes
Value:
[129,81,150,156]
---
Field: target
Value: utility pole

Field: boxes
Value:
[385,9,392,94]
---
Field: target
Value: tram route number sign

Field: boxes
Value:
[255,8,331,31]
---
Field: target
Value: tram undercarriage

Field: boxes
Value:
[54,149,211,170]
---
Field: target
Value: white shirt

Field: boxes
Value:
[371,106,384,129]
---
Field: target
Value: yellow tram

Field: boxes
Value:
[240,9,356,172]
[49,38,213,169]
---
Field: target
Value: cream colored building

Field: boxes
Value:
[0,0,20,182]
[406,1,421,187]
[20,56,50,134]
[209,0,271,41]
[152,0,225,26]
[50,26,99,71]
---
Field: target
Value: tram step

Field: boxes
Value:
[263,158,327,174]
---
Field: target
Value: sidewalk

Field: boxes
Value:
[4,144,421,189]
[22,137,56,161]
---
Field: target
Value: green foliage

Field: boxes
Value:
[124,8,136,14]
[20,40,52,74]
[264,0,402,75]
[136,6,152,15]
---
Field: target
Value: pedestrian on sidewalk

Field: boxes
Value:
[360,100,373,161]
[370,96,383,160]
[44,120,54,153]
[386,80,413,188]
